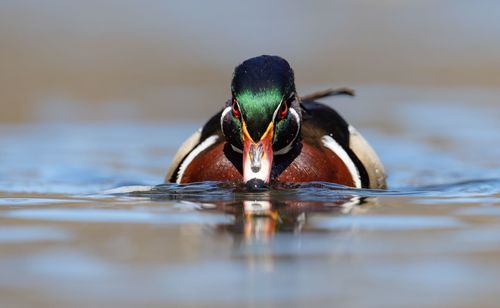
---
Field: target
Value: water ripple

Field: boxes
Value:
[110,178,500,204]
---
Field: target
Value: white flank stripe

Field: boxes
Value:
[321,135,361,188]
[176,135,219,184]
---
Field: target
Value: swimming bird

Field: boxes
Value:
[166,55,386,190]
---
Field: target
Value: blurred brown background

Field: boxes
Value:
[1,0,500,123]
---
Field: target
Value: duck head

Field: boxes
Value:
[221,55,302,188]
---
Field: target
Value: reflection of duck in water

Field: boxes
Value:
[166,55,386,190]
[211,194,364,239]
[132,181,368,238]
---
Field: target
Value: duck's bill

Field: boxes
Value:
[242,122,274,185]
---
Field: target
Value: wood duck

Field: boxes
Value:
[166,55,386,190]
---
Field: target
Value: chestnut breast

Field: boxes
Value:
[273,143,355,186]
[179,141,355,187]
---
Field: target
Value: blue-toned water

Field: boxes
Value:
[0,86,499,307]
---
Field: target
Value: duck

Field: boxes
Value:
[165,55,386,190]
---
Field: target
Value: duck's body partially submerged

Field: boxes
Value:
[166,55,386,189]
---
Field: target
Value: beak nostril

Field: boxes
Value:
[249,143,263,172]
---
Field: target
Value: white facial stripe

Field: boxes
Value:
[271,100,283,123]
[290,107,300,127]
[224,97,300,156]
[220,106,231,133]
[176,135,219,184]
[271,96,294,122]
[274,108,301,155]
[231,144,243,153]
[221,106,244,153]
[321,135,361,188]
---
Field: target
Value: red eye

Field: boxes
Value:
[278,102,288,119]
[232,99,241,118]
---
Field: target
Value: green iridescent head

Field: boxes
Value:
[222,55,299,148]
[230,55,296,141]
[221,55,301,155]
[221,55,302,185]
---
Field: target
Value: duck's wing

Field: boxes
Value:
[301,100,386,189]
[165,109,224,183]
[300,87,354,102]
[348,125,387,189]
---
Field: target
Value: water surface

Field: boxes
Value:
[0,86,499,307]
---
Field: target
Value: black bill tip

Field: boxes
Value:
[245,178,268,192]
